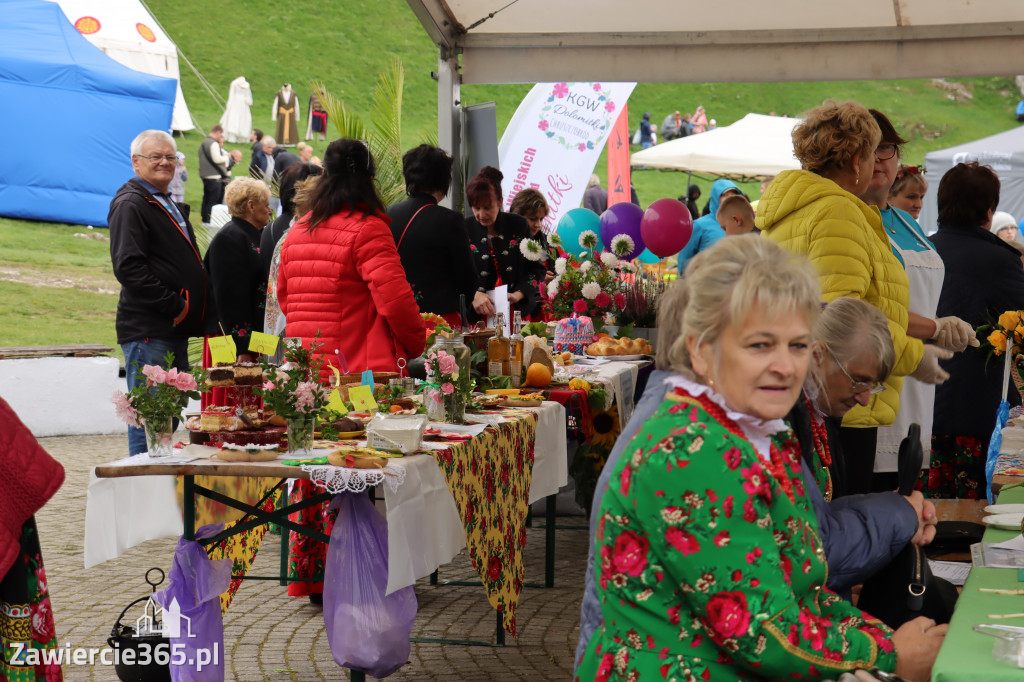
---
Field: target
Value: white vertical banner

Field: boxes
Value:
[498,82,636,233]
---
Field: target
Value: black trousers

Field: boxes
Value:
[201,177,224,223]
[834,425,878,496]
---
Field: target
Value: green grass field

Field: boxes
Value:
[2,0,1023,350]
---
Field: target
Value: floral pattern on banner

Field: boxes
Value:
[177,475,283,612]
[0,519,61,682]
[920,434,986,499]
[432,407,537,635]
[576,391,897,680]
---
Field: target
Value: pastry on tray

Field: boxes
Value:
[327,447,391,469]
[500,392,545,407]
[585,336,653,356]
[213,444,280,462]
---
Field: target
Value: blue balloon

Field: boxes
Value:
[637,248,661,264]
[557,208,602,256]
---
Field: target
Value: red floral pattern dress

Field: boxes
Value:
[576,387,897,680]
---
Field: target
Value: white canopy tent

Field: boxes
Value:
[629,113,802,180]
[53,0,194,131]
[406,0,1024,201]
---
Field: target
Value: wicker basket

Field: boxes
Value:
[366,413,428,453]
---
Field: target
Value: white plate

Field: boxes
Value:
[585,354,650,361]
[985,504,1024,514]
[982,513,1024,531]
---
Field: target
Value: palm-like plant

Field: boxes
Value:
[311,57,409,206]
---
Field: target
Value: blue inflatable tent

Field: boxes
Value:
[0,0,176,226]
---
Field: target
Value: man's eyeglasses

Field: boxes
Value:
[135,153,177,163]
[832,355,886,395]
[875,144,898,161]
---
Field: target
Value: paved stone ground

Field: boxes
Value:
[35,435,589,681]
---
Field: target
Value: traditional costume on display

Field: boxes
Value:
[219,76,253,143]
[272,84,300,146]
[306,92,328,141]
[576,378,899,680]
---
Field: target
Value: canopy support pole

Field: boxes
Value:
[437,48,462,211]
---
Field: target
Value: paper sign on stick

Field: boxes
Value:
[327,389,349,415]
[248,332,279,355]
[208,336,237,365]
[361,370,375,387]
[486,285,510,335]
[348,385,378,411]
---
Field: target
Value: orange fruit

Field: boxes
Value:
[524,362,552,388]
[389,404,403,413]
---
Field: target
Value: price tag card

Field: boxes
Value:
[327,389,349,415]
[248,332,279,356]
[348,385,378,411]
[208,336,237,365]
[361,369,375,387]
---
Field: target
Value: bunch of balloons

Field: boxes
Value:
[556,198,693,262]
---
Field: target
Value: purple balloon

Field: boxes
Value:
[599,202,646,260]
[642,198,693,257]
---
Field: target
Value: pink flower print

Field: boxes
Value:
[441,382,455,395]
[553,82,569,98]
[174,371,198,392]
[605,101,616,113]
[31,599,55,641]
[538,120,549,131]
[593,83,602,91]
[578,143,586,152]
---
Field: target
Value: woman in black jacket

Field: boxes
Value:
[465,166,546,322]
[928,162,1024,498]
[387,145,478,328]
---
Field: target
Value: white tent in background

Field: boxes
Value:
[52,0,194,131]
[629,113,803,180]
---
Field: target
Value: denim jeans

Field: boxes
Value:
[122,337,190,456]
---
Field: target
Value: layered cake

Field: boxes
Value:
[208,365,235,387]
[234,363,264,386]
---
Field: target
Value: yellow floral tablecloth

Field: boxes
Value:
[431,407,538,635]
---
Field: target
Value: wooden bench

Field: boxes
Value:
[0,344,113,359]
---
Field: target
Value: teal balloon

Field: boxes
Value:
[557,208,602,256]
[637,248,660,264]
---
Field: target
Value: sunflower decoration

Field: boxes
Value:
[588,402,621,450]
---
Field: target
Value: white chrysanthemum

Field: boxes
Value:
[600,251,619,268]
[610,234,635,258]
[579,260,592,273]
[555,257,567,275]
[548,232,563,246]
[519,238,543,261]
[546,277,560,298]
[579,230,599,251]
[619,261,635,272]
[581,281,601,299]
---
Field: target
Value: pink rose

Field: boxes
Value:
[141,364,166,384]
[174,371,197,391]
[705,591,751,641]
[164,367,179,384]
[441,382,454,395]
[439,354,458,375]
[611,530,649,577]
[429,389,443,403]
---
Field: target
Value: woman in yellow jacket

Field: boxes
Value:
[757,99,951,495]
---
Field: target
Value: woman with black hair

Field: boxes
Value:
[465,165,545,321]
[259,162,323,271]
[277,138,424,381]
[387,144,478,328]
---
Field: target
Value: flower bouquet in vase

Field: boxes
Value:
[528,229,628,334]
[423,336,474,424]
[256,337,329,453]
[111,352,205,457]
[978,310,1024,397]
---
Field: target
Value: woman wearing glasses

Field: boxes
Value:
[859,110,976,492]
[758,99,950,495]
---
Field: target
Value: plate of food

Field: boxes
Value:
[499,392,545,407]
[212,442,281,462]
[984,503,1024,514]
[981,512,1024,531]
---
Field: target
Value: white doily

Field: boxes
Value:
[300,461,406,494]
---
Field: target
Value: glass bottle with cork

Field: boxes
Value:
[487,312,511,377]
[509,310,524,387]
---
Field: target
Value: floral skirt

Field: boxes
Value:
[920,434,986,499]
[286,479,336,596]
[0,518,61,681]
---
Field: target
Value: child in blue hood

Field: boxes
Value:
[676,178,741,274]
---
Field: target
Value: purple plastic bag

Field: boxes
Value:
[324,493,417,678]
[154,524,232,682]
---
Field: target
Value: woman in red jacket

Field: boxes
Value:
[275,139,424,602]
[277,138,425,380]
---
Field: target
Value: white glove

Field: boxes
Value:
[931,316,980,352]
[911,344,953,385]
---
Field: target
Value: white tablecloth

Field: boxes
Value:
[84,402,568,595]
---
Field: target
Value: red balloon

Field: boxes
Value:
[641,198,694,258]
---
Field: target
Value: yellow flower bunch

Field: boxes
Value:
[983,310,1024,356]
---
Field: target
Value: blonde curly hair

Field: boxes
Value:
[224,177,270,217]
[792,99,881,176]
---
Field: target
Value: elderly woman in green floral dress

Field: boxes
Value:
[576,235,946,681]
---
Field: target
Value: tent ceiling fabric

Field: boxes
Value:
[629,114,803,179]
[408,0,1024,84]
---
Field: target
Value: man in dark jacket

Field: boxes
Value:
[109,130,210,456]
[248,128,264,178]
[387,144,477,326]
[198,124,232,225]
